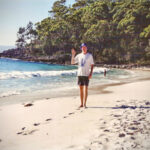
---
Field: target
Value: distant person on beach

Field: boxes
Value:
[71,43,94,108]
[104,69,106,77]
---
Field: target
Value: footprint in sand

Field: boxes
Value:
[131,142,138,148]
[17,132,23,135]
[22,127,26,130]
[33,123,40,126]
[0,139,2,142]
[104,129,110,132]
[64,112,76,118]
[67,145,76,149]
[98,133,106,137]
[17,129,39,135]
[105,138,109,142]
[113,115,122,118]
[139,117,146,121]
[100,126,105,130]
[119,133,126,137]
[128,127,138,131]
[132,121,140,126]
[92,140,103,145]
[68,112,75,115]
[23,129,39,135]
[103,121,107,124]
[115,142,120,145]
[116,100,121,102]
[131,137,136,140]
[45,118,52,121]
[24,103,33,107]
[145,101,150,105]
[127,132,134,135]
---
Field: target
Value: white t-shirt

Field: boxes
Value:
[74,52,94,76]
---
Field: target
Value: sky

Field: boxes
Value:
[0,0,75,46]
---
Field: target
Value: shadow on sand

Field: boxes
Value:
[87,105,150,109]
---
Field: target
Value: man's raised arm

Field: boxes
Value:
[71,48,76,65]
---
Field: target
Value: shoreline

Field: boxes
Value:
[1,56,150,70]
[0,68,150,106]
[0,79,150,150]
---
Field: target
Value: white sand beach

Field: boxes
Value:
[0,72,150,150]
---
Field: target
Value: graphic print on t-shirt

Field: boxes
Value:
[81,58,86,67]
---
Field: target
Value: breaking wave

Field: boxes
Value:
[0,67,108,80]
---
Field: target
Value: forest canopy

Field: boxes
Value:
[16,0,150,65]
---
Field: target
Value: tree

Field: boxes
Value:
[16,27,26,50]
[15,0,150,65]
[25,21,38,52]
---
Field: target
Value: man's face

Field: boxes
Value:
[82,46,87,54]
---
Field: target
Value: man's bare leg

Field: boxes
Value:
[84,86,88,108]
[79,86,84,107]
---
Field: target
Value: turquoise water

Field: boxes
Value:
[0,58,133,99]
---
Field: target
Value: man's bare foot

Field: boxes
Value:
[77,105,83,110]
[84,105,87,109]
[79,105,83,108]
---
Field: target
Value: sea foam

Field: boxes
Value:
[0,91,20,98]
[0,67,108,80]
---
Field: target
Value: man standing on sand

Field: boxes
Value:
[71,43,94,108]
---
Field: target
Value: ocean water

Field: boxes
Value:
[0,58,134,101]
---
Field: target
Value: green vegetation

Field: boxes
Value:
[16,0,150,65]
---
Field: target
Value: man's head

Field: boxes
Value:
[80,43,87,54]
